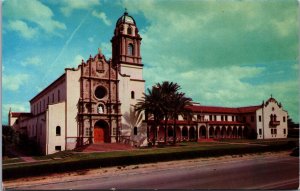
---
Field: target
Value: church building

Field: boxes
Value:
[8,11,288,155]
[9,11,147,155]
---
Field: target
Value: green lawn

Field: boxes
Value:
[16,139,297,163]
[3,140,295,180]
[5,142,252,168]
[4,139,297,168]
[35,143,257,163]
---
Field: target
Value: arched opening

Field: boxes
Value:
[97,104,104,114]
[209,127,214,138]
[94,120,110,143]
[127,43,134,56]
[56,126,61,136]
[127,27,132,35]
[199,126,206,139]
[182,126,188,141]
[232,126,237,138]
[131,91,135,99]
[221,126,226,138]
[189,126,196,140]
[227,126,232,138]
[149,125,156,142]
[238,127,243,138]
[215,126,221,138]
[168,126,173,137]
[133,126,138,135]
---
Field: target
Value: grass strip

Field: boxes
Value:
[3,142,293,180]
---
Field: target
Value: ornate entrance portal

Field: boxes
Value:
[94,120,109,143]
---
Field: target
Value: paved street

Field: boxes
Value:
[5,152,299,190]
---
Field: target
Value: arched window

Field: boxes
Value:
[133,126,138,135]
[97,105,104,114]
[56,126,61,136]
[127,27,132,35]
[270,114,274,121]
[127,44,134,56]
[131,91,135,99]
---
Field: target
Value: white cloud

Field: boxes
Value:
[100,42,112,58]
[92,10,111,26]
[3,103,29,113]
[3,74,29,91]
[291,63,299,70]
[21,56,41,66]
[66,54,84,68]
[58,0,100,16]
[4,0,66,36]
[2,103,30,124]
[88,37,94,42]
[7,20,38,39]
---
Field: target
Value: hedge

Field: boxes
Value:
[3,142,294,180]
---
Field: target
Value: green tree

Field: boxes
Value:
[136,86,164,145]
[169,92,193,145]
[156,81,180,144]
[136,81,193,146]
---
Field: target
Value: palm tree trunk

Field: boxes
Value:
[146,123,149,145]
[173,116,177,145]
[164,115,168,144]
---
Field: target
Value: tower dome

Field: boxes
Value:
[116,9,136,26]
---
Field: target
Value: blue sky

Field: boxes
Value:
[2,0,299,124]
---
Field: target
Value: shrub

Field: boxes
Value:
[3,142,293,180]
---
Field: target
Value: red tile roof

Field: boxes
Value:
[147,120,197,126]
[207,121,246,126]
[186,105,261,114]
[11,112,32,118]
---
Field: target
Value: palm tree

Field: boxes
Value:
[156,81,180,144]
[135,81,193,146]
[169,92,193,145]
[135,86,163,145]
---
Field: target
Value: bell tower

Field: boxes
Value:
[111,9,142,68]
[111,10,146,145]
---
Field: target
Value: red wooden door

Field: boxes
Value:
[94,126,105,143]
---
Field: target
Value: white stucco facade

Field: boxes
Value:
[8,11,148,154]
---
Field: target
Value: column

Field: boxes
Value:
[187,126,190,141]
[156,126,159,142]
[213,126,216,138]
[206,126,209,139]
[197,125,200,140]
[241,126,244,139]
[180,126,183,141]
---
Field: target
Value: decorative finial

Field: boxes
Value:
[98,48,102,55]
[271,94,273,98]
[124,8,128,15]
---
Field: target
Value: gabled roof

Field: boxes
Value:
[186,105,262,114]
